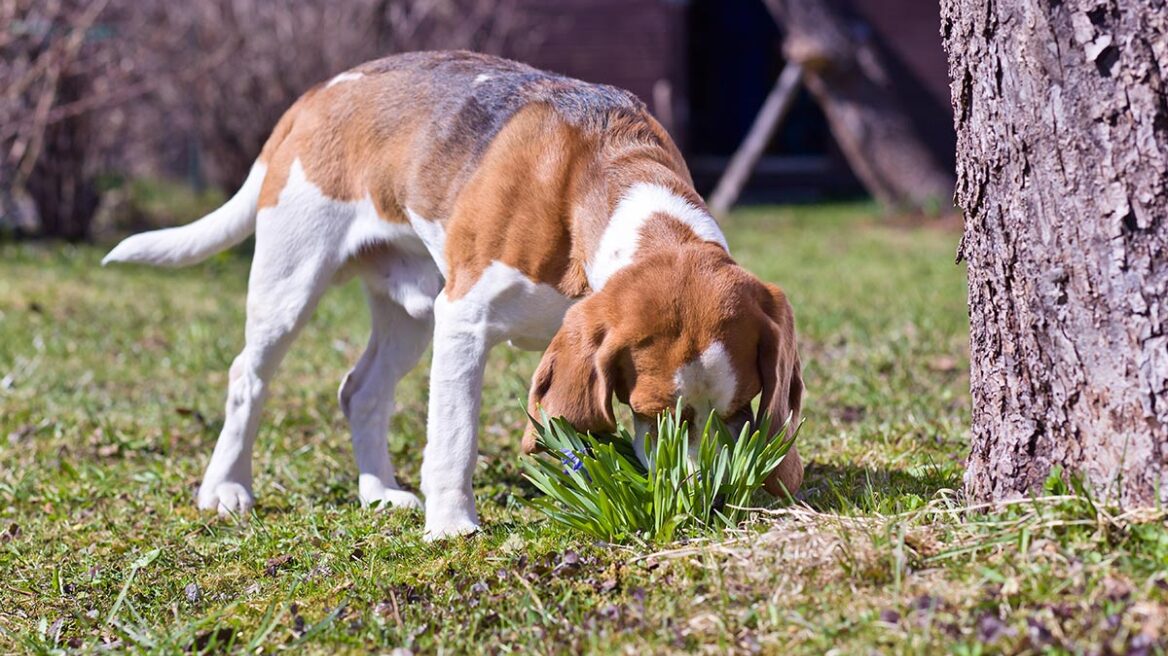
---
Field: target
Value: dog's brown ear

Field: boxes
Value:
[522,305,620,454]
[756,283,805,496]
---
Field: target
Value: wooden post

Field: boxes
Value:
[708,62,804,217]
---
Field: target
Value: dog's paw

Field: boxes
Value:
[363,489,423,511]
[197,481,254,517]
[422,490,480,541]
[423,518,481,542]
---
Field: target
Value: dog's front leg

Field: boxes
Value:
[420,292,492,541]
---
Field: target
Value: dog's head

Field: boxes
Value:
[523,243,804,495]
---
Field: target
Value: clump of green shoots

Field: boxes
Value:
[520,403,796,544]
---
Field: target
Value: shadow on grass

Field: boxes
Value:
[247,450,962,522]
[798,461,963,515]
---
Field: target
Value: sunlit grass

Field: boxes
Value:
[3,203,1165,653]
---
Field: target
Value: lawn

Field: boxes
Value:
[2,203,1166,654]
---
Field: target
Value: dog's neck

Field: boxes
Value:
[584,179,729,292]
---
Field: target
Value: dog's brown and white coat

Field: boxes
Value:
[105,52,803,540]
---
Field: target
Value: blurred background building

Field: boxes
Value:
[1,0,956,240]
[519,0,954,201]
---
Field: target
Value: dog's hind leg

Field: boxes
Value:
[196,168,347,516]
[339,278,433,510]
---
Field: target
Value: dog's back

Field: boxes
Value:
[257,51,657,217]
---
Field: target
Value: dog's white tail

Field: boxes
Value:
[102,162,268,268]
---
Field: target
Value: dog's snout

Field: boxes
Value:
[725,408,752,439]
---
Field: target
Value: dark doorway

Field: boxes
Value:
[685,0,860,201]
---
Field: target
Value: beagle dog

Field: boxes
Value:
[104,51,803,540]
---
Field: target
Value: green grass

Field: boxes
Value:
[2,202,1166,654]
[522,407,794,544]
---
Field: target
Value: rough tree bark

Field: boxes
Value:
[942,0,1168,505]
[762,0,955,212]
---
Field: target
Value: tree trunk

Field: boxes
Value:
[762,0,955,212]
[26,73,99,242]
[942,0,1168,505]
